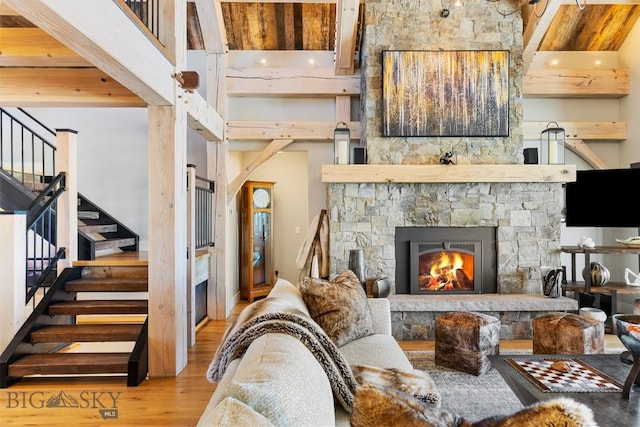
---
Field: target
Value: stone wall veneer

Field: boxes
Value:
[327,0,562,296]
[328,182,563,295]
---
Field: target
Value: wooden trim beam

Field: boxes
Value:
[194,0,227,54]
[523,121,627,141]
[226,120,360,141]
[227,139,294,200]
[322,164,576,183]
[565,139,609,170]
[184,91,225,141]
[227,120,622,142]
[227,66,360,96]
[0,68,146,107]
[523,68,630,98]
[4,0,174,106]
[334,0,359,75]
[0,28,92,67]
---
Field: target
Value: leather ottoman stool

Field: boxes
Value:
[532,312,604,354]
[435,311,500,376]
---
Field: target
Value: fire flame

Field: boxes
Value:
[419,251,473,291]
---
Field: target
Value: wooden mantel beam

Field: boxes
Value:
[322,164,576,183]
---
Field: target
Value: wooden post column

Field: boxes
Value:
[55,129,78,270]
[0,212,26,350]
[148,104,188,377]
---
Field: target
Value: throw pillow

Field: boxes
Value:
[350,384,461,427]
[300,270,375,347]
[352,365,441,407]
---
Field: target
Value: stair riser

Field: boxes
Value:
[49,307,148,316]
[65,283,148,292]
[9,365,128,376]
[30,324,143,343]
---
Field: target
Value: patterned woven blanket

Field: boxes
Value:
[206,297,358,412]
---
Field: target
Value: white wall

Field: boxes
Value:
[27,107,150,248]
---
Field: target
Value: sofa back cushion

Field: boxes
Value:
[211,333,336,426]
[300,270,375,347]
[268,278,310,316]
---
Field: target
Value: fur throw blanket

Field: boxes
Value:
[206,297,359,412]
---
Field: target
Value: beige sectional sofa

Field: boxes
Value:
[197,277,418,426]
[197,274,598,427]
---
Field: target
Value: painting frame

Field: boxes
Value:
[382,50,510,137]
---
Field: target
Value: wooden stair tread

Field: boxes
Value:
[95,238,137,251]
[49,300,148,315]
[9,353,130,376]
[78,224,117,233]
[77,211,100,220]
[31,324,143,343]
[65,277,148,292]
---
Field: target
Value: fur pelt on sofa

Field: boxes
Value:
[350,384,599,427]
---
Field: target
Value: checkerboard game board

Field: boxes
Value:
[507,358,623,393]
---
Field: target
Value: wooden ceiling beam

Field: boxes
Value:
[3,0,173,106]
[194,0,228,53]
[227,66,360,96]
[334,0,359,75]
[0,68,146,107]
[226,120,623,142]
[523,121,627,141]
[226,120,360,141]
[0,28,91,67]
[524,68,629,97]
[184,91,225,142]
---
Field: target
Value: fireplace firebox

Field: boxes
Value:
[395,227,497,294]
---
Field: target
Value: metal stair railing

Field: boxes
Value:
[25,172,66,306]
[194,174,215,249]
[0,108,56,192]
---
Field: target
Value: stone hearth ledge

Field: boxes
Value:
[388,294,577,312]
[389,294,579,340]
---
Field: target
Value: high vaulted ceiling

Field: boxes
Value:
[184,1,640,54]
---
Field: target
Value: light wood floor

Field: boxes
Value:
[0,300,625,426]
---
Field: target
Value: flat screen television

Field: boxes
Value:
[564,168,640,227]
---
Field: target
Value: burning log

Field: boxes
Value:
[455,269,472,289]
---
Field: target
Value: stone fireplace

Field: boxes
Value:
[326,0,565,294]
[323,0,578,339]
[327,181,563,295]
[396,226,497,295]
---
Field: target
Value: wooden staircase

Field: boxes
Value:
[77,193,139,260]
[0,255,148,388]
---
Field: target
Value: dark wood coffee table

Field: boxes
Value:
[489,354,640,426]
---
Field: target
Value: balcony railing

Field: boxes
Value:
[194,175,215,249]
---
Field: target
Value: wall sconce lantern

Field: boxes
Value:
[540,121,565,165]
[334,122,351,165]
